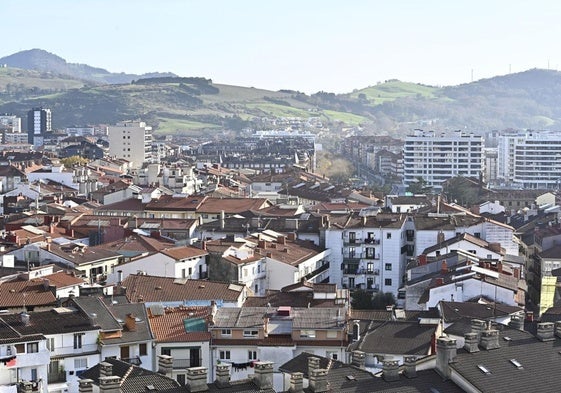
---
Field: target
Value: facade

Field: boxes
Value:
[27,107,51,146]
[498,131,561,189]
[107,121,153,168]
[403,129,483,192]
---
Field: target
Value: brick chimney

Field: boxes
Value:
[351,350,366,369]
[288,372,304,393]
[436,336,457,379]
[287,232,297,241]
[382,360,399,382]
[463,332,480,353]
[98,376,120,393]
[479,329,500,350]
[157,354,173,376]
[125,313,136,331]
[99,362,113,377]
[253,361,274,390]
[308,356,320,377]
[537,322,555,341]
[309,368,329,392]
[258,239,266,249]
[441,260,448,274]
[186,367,209,392]
[78,379,94,393]
[403,356,417,379]
[215,364,230,387]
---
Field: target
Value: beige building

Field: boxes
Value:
[107,121,152,168]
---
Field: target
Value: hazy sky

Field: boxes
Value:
[3,0,561,93]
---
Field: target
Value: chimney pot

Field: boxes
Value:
[351,350,366,369]
[382,360,400,382]
[289,372,304,393]
[253,361,274,390]
[186,367,209,392]
[309,368,329,392]
[403,356,417,378]
[463,332,480,353]
[436,336,457,379]
[479,329,500,350]
[537,322,555,342]
[308,356,320,377]
[78,379,94,393]
[215,364,230,387]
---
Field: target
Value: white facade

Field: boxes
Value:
[107,121,153,169]
[498,131,561,189]
[424,240,502,260]
[424,278,517,309]
[0,115,21,132]
[26,166,78,189]
[0,338,50,393]
[403,130,483,192]
[266,250,330,291]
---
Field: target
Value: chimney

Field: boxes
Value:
[382,360,399,382]
[513,267,520,279]
[253,361,274,390]
[20,382,33,393]
[157,354,173,376]
[555,321,561,339]
[436,336,457,379]
[288,372,304,393]
[309,368,329,392]
[287,232,296,241]
[125,313,137,331]
[351,350,366,369]
[508,315,524,331]
[441,260,448,274]
[537,322,555,342]
[98,376,120,393]
[258,239,266,249]
[20,312,30,326]
[308,356,320,377]
[215,364,230,387]
[463,332,480,353]
[186,367,209,392]
[220,210,225,230]
[117,270,123,285]
[470,319,486,340]
[99,362,113,377]
[278,235,286,245]
[479,329,500,350]
[403,356,417,379]
[78,379,94,393]
[437,231,445,244]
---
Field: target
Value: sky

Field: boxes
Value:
[3,0,561,94]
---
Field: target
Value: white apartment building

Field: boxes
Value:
[0,114,21,132]
[107,121,153,168]
[498,131,561,189]
[403,129,483,192]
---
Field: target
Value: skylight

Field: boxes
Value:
[509,359,523,369]
[477,365,491,375]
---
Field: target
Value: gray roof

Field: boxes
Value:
[349,321,435,356]
[450,326,561,393]
[102,303,154,344]
[213,307,265,329]
[439,301,523,323]
[70,296,122,331]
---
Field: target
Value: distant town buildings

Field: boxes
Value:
[27,107,51,147]
[107,120,153,168]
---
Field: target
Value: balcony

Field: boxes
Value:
[47,372,66,384]
[304,262,330,280]
[343,253,363,263]
[364,238,380,245]
[343,268,379,276]
[173,358,202,369]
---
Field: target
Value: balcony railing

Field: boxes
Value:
[343,268,379,276]
[364,238,381,245]
[47,372,66,384]
[173,358,201,369]
[304,262,330,280]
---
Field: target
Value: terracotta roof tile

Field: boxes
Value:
[148,306,211,342]
[161,246,208,260]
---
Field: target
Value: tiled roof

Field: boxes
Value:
[80,358,184,393]
[421,232,502,255]
[450,326,561,393]
[243,291,340,308]
[145,195,207,211]
[198,197,271,214]
[71,296,122,331]
[95,197,144,211]
[0,308,98,335]
[45,242,121,266]
[278,352,345,377]
[103,233,175,256]
[161,246,208,260]
[121,274,245,304]
[439,301,523,323]
[148,306,211,343]
[43,270,86,288]
[349,321,435,356]
[0,279,57,308]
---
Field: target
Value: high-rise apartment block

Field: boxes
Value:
[498,131,561,189]
[403,130,483,192]
[0,114,21,133]
[107,121,153,168]
[27,107,51,145]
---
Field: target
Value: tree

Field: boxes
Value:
[351,289,373,309]
[442,176,480,207]
[372,291,396,309]
[407,176,432,195]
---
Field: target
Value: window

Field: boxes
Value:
[73,333,83,349]
[161,348,171,356]
[219,350,231,360]
[365,248,375,259]
[254,284,258,293]
[221,329,231,336]
[27,342,39,353]
[326,351,338,360]
[243,330,258,337]
[474,232,481,238]
[139,343,147,356]
[300,330,316,338]
[386,233,392,239]
[385,278,392,286]
[14,344,24,353]
[46,337,55,351]
[182,269,186,278]
[248,350,257,360]
[31,368,37,381]
[326,330,337,339]
[385,263,392,271]
[74,358,88,369]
